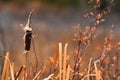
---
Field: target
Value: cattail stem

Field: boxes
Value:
[25,53,28,80]
[32,38,38,75]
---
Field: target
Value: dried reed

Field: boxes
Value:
[1,52,15,80]
[58,43,62,80]
[87,58,92,80]
[1,52,9,80]
[33,69,42,80]
[66,65,70,80]
[63,43,68,80]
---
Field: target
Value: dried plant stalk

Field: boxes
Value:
[1,52,15,80]
[94,62,99,80]
[1,52,9,80]
[9,61,15,80]
[59,43,62,80]
[33,69,42,80]
[63,43,68,80]
[87,58,92,80]
[66,65,70,80]
[25,53,28,80]
[5,64,9,80]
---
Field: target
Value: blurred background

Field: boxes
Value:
[0,0,120,76]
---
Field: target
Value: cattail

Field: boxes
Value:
[24,30,32,54]
[23,9,34,54]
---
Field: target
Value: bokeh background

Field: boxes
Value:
[0,0,120,76]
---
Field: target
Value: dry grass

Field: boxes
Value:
[1,33,120,80]
[1,0,120,80]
